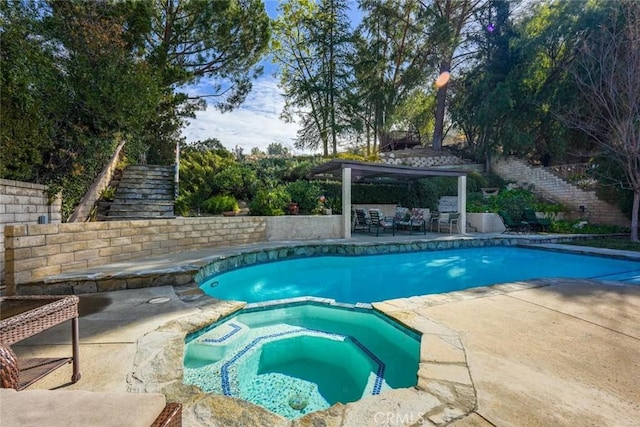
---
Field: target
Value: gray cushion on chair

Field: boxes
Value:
[0,388,166,427]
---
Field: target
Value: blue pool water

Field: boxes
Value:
[184,303,420,418]
[201,246,640,304]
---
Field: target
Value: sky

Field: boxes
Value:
[180,1,362,155]
[181,1,301,154]
[182,76,300,154]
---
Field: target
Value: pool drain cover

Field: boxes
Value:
[288,394,307,410]
[147,297,171,304]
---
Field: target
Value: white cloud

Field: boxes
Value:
[181,77,303,153]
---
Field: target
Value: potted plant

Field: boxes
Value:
[320,196,331,215]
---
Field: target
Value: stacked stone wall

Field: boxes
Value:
[380,153,484,173]
[4,216,266,293]
[1,179,62,285]
[67,139,125,222]
[381,153,461,168]
[491,157,630,226]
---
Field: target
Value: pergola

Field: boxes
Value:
[309,160,469,238]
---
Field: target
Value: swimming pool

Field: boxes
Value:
[201,246,640,304]
[183,303,420,419]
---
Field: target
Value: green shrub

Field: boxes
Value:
[324,196,342,214]
[287,180,323,214]
[174,195,190,216]
[99,186,116,202]
[178,150,236,214]
[549,220,628,234]
[249,187,290,216]
[211,164,258,202]
[466,187,563,221]
[203,194,239,214]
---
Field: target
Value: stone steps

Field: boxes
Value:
[102,165,175,221]
[491,157,630,226]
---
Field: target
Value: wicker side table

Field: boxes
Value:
[0,295,80,389]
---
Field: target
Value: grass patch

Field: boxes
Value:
[564,237,640,252]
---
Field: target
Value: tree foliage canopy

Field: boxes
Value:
[1,0,270,219]
[271,0,352,155]
[569,0,640,241]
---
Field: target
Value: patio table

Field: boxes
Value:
[0,295,80,389]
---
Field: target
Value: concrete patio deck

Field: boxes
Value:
[8,235,640,426]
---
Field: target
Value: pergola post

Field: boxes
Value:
[342,167,352,239]
[458,175,467,233]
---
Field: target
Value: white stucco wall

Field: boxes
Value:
[266,215,343,241]
[467,213,506,233]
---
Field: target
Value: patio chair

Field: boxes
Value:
[368,209,395,236]
[429,211,441,231]
[353,208,370,232]
[524,208,551,232]
[407,208,427,235]
[393,207,411,232]
[498,210,529,234]
[440,212,461,234]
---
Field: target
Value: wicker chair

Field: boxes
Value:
[0,342,181,427]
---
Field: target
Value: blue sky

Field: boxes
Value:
[180,1,361,154]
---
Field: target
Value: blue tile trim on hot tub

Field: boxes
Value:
[219,327,386,397]
[220,328,308,395]
[350,337,386,394]
[201,322,242,344]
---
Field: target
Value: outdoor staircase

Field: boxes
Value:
[103,165,175,220]
[491,157,629,226]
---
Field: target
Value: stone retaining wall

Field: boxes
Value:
[4,216,266,294]
[67,139,125,222]
[265,215,342,241]
[381,153,462,168]
[1,179,62,285]
[491,157,630,226]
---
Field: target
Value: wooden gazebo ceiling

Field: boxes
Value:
[308,160,468,184]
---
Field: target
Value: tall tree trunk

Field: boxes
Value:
[432,59,450,150]
[484,148,491,173]
[329,0,337,156]
[632,190,639,242]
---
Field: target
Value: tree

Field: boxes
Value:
[0,0,57,180]
[272,0,352,156]
[45,0,163,162]
[449,0,523,168]
[1,0,163,219]
[183,138,228,154]
[450,0,592,169]
[141,0,271,163]
[146,0,270,108]
[569,1,640,241]
[427,0,485,150]
[354,0,439,152]
[267,142,291,156]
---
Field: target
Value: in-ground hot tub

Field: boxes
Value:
[183,302,420,419]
